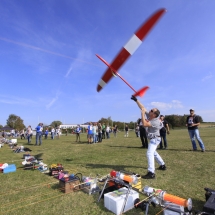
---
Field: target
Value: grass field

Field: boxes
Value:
[0,128,214,215]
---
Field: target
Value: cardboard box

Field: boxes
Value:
[104,187,139,215]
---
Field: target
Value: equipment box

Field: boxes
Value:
[59,178,80,193]
[104,187,139,215]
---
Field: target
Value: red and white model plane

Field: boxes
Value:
[96,8,166,97]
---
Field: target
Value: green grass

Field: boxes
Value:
[0,128,214,215]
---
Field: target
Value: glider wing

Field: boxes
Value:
[97,8,166,92]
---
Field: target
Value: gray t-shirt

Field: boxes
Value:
[145,112,162,138]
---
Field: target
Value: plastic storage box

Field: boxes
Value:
[104,187,139,215]
[3,164,16,174]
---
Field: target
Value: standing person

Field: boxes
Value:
[11,129,15,137]
[44,128,49,139]
[56,127,61,139]
[124,125,129,137]
[75,125,81,142]
[35,123,43,146]
[113,125,118,137]
[159,115,170,149]
[186,109,205,152]
[131,95,166,179]
[135,125,140,137]
[65,129,68,136]
[138,118,148,148]
[20,129,25,139]
[97,123,102,142]
[92,123,98,143]
[87,122,93,144]
[106,124,110,139]
[27,125,32,144]
[15,129,18,137]
[51,127,55,139]
[102,123,106,139]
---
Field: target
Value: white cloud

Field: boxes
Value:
[0,95,37,106]
[202,74,213,82]
[65,66,72,78]
[46,91,61,110]
[150,100,183,111]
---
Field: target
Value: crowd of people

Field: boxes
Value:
[86,123,117,144]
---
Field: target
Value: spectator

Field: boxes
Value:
[35,123,43,146]
[27,125,32,144]
[20,129,25,139]
[138,118,148,148]
[186,109,205,152]
[98,123,102,142]
[135,125,140,137]
[106,124,110,139]
[102,123,106,139]
[75,125,81,142]
[51,127,55,139]
[44,128,49,139]
[65,129,68,136]
[92,123,98,143]
[159,115,170,149]
[124,124,129,137]
[87,122,93,144]
[113,125,118,137]
[1,130,5,138]
[11,129,15,137]
[56,127,61,139]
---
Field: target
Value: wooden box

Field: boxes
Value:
[59,178,80,193]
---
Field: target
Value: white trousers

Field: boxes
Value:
[147,137,165,173]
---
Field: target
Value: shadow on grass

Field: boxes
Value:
[51,182,61,191]
[191,198,205,213]
[163,149,215,153]
[83,163,145,170]
[109,146,142,149]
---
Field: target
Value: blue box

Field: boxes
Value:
[3,164,16,174]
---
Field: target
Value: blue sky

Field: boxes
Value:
[0,0,215,128]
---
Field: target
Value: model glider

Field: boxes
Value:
[96,8,166,97]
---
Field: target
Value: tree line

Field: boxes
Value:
[0,113,204,132]
[165,114,203,129]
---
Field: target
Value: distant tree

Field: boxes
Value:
[50,120,62,128]
[128,121,135,129]
[6,114,25,130]
[98,117,114,127]
[0,125,3,128]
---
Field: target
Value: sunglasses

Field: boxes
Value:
[150,109,154,113]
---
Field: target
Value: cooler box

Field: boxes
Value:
[104,187,139,215]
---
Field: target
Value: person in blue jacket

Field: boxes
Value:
[35,123,43,146]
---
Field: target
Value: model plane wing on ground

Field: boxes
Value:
[96,8,166,93]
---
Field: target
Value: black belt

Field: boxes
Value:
[149,136,160,139]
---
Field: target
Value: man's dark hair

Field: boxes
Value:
[154,109,160,117]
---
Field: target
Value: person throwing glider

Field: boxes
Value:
[131,95,166,179]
